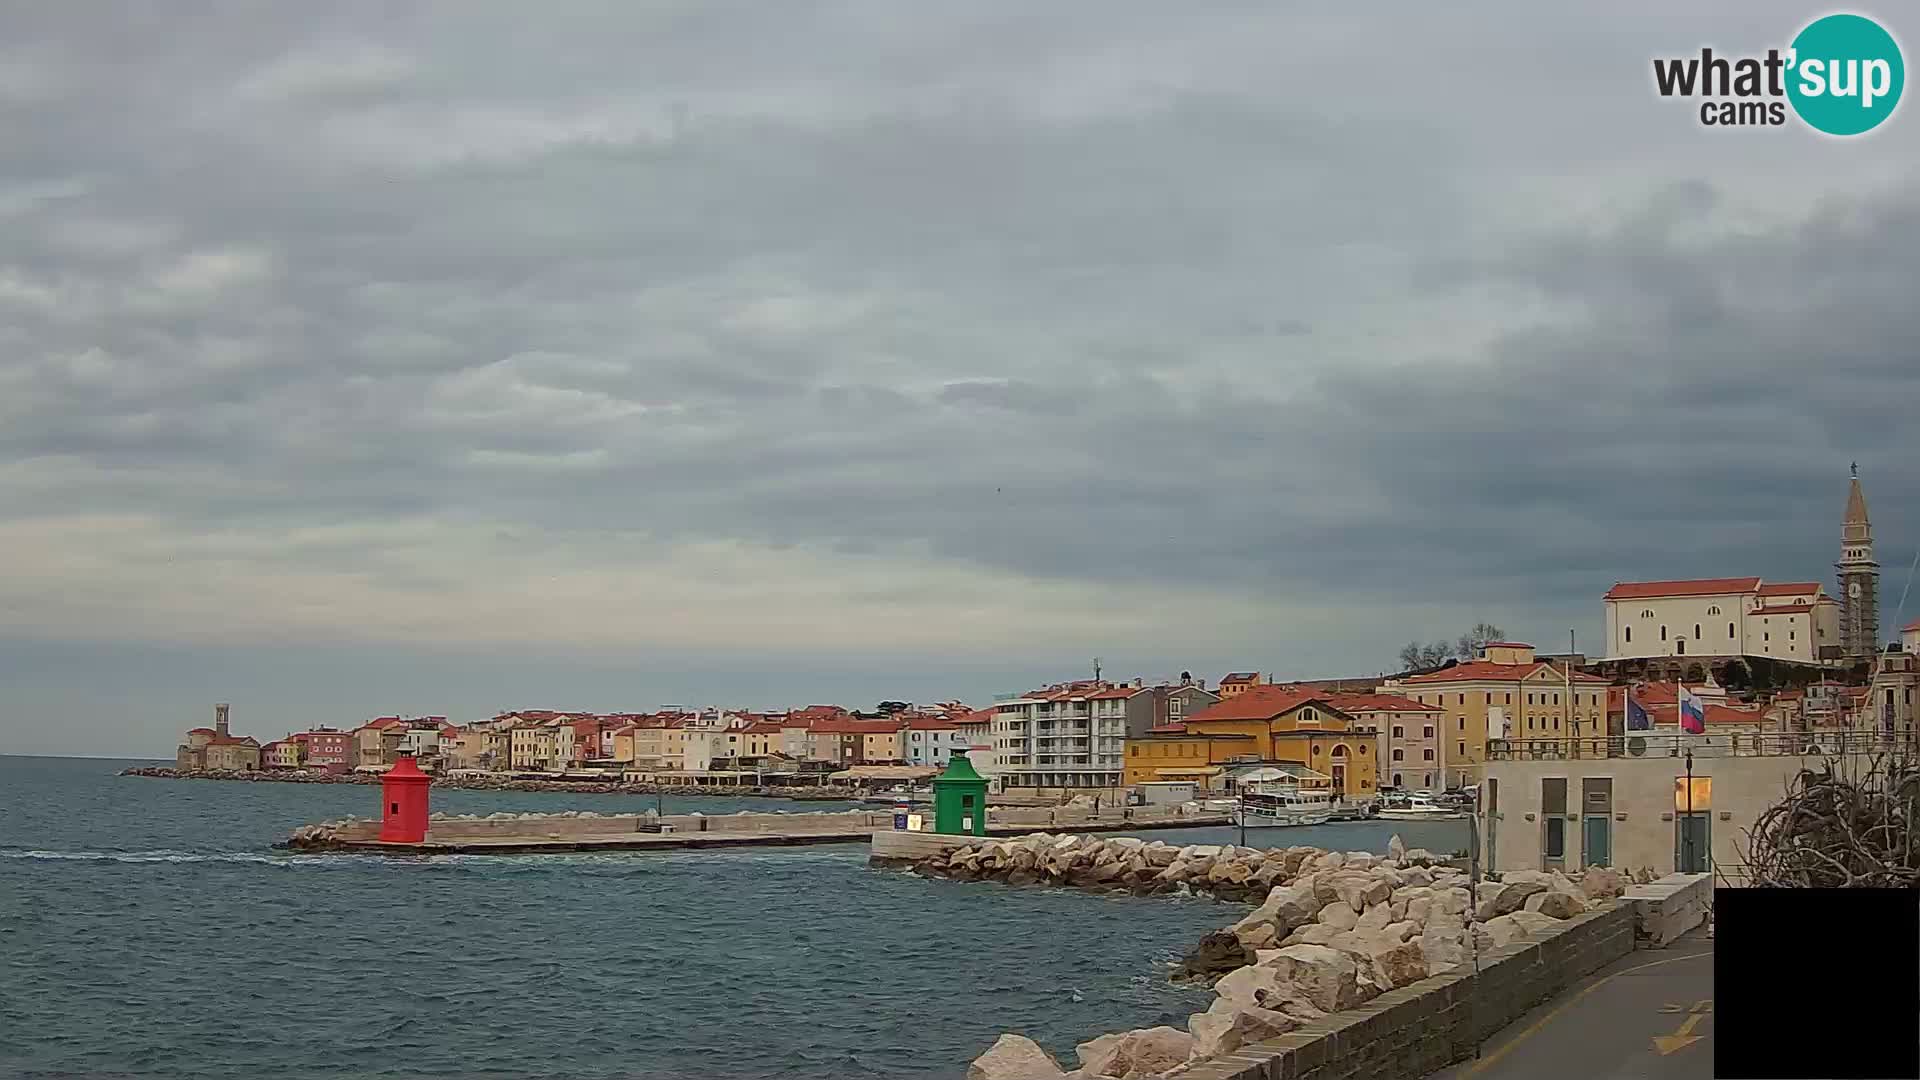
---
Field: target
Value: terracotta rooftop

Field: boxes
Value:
[1220,672,1260,683]
[1184,686,1330,722]
[1322,692,1440,713]
[1604,577,1762,600]
[1756,582,1822,596]
[1404,660,1608,685]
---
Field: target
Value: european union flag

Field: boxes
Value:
[1626,694,1653,731]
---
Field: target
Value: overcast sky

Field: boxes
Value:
[3,2,1915,757]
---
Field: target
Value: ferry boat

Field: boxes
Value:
[1373,792,1467,821]
[1229,780,1336,827]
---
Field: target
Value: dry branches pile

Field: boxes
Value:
[1742,755,1920,888]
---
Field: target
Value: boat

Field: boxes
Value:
[861,784,932,805]
[1229,780,1336,827]
[1373,792,1467,821]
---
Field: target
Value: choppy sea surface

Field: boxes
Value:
[0,755,1470,1079]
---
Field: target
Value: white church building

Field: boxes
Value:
[1602,577,1841,667]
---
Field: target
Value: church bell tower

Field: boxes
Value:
[1837,465,1879,662]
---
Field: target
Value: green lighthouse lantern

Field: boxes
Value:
[931,751,988,836]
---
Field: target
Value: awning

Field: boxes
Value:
[829,765,941,782]
[1154,766,1225,778]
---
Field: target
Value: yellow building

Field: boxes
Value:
[1124,687,1377,798]
[1396,642,1610,788]
[861,728,903,764]
[264,739,304,769]
[629,722,689,771]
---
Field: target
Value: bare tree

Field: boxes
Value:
[1737,749,1918,887]
[1455,622,1506,661]
[1398,640,1455,672]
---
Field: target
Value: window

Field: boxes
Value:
[1729,622,1736,638]
[1505,693,1512,704]
[1528,693,1535,705]
[1392,773,1403,787]
[1545,817,1566,859]
[1660,625,1668,641]
[1553,718,1560,730]
[1423,725,1435,738]
[1527,717,1535,730]
[1392,725,1404,738]
[1457,741,1466,757]
[1553,693,1560,705]
[1392,749,1404,761]
[1764,632,1770,642]
[1625,626,1632,643]
[1457,694,1465,705]
[1694,624,1701,639]
[1641,608,1654,618]
[1457,717,1465,731]
[1130,746,1138,757]
[1424,773,1433,787]
[1422,748,1434,760]
[1789,630,1795,641]
[1707,605,1721,615]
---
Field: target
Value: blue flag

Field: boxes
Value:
[1626,694,1653,731]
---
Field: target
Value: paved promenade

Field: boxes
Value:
[1428,928,1714,1080]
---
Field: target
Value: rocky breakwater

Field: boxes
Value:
[962,835,1631,1080]
[909,834,1305,903]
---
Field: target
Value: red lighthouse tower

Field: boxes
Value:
[379,755,432,843]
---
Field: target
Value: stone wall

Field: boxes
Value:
[1177,904,1636,1080]
[1622,872,1711,947]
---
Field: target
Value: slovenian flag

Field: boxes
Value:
[1626,693,1653,731]
[1678,685,1707,735]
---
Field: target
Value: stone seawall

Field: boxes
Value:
[959,836,1641,1079]
[1177,905,1635,1080]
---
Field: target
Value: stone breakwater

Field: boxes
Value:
[939,834,1633,1080]
[119,766,858,800]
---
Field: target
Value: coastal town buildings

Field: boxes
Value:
[1601,577,1841,671]
[175,704,263,771]
[296,729,353,770]
[1122,686,1378,797]
[990,677,1221,792]
[1320,692,1443,791]
[902,717,969,767]
[1389,642,1610,789]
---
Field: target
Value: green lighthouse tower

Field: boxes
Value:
[931,751,988,836]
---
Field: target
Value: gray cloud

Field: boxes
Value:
[2,2,1917,753]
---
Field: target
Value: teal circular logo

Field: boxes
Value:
[1787,14,1904,135]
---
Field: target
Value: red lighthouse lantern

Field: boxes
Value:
[379,755,432,843]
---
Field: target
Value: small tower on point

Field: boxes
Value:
[214,703,231,739]
[379,756,432,843]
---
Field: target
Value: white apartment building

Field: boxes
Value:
[1603,577,1841,666]
[990,681,1132,790]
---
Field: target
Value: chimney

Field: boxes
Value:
[215,703,231,739]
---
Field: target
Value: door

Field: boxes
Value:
[1583,815,1611,868]
[1330,764,1346,798]
[1675,813,1710,873]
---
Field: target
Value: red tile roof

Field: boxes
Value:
[1604,577,1762,600]
[1483,641,1532,649]
[187,727,216,736]
[1404,660,1608,685]
[1904,618,1920,633]
[1220,672,1260,684]
[810,718,902,735]
[1757,582,1821,596]
[1086,687,1143,700]
[1752,603,1813,615]
[743,722,785,735]
[1322,692,1439,714]
[902,717,959,730]
[1184,686,1328,722]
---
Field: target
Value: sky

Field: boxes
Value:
[3,2,1916,757]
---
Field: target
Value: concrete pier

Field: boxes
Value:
[289,806,1230,855]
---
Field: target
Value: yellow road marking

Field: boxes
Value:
[1452,949,1713,1079]
[1654,1012,1707,1055]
